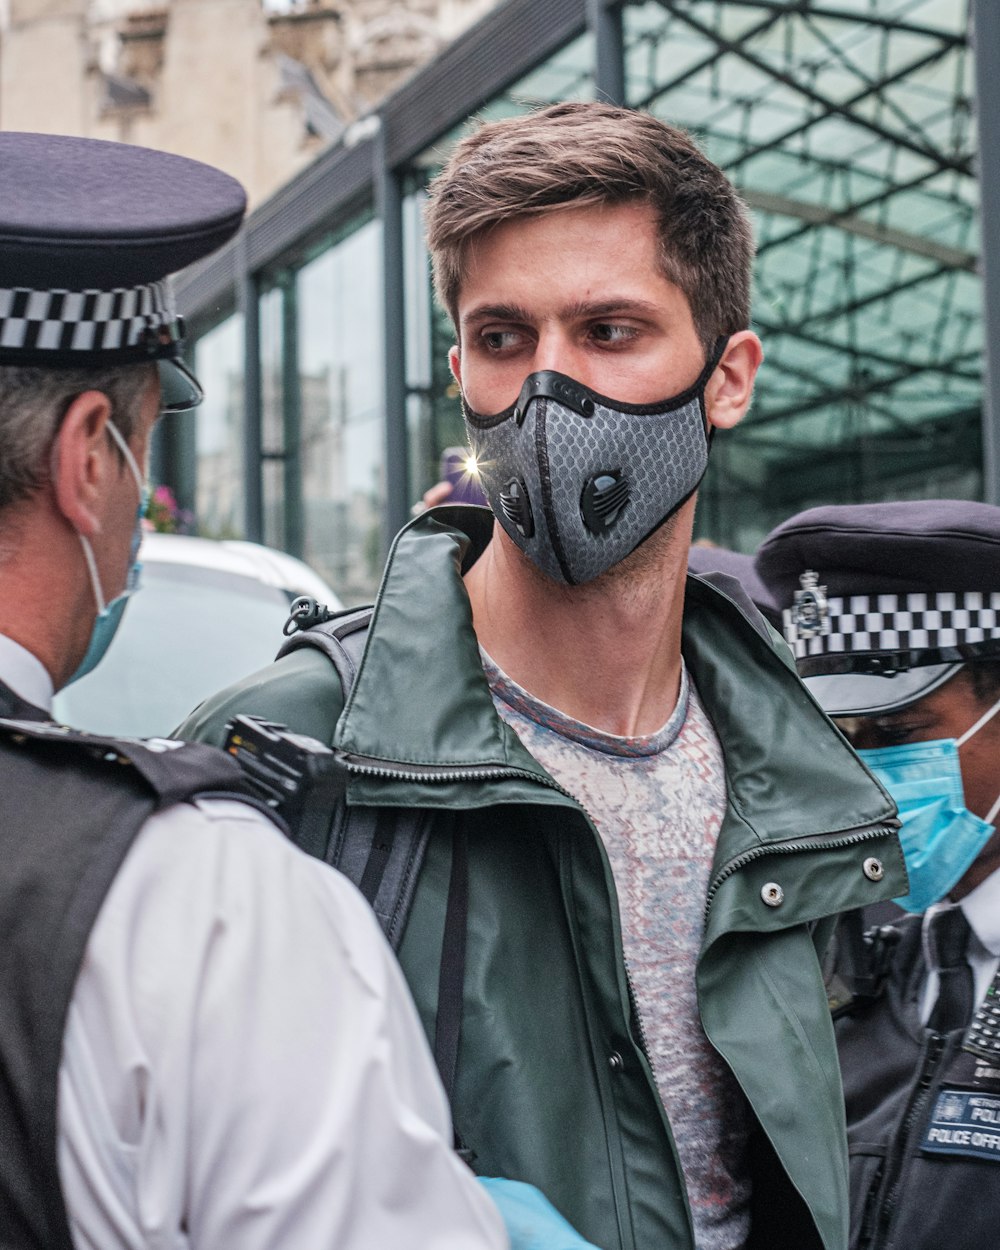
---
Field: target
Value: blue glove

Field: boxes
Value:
[478,1177,602,1250]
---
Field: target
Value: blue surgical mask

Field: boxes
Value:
[857,692,1000,912]
[66,420,148,686]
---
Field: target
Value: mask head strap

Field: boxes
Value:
[702,335,730,448]
[955,681,1000,827]
[956,688,1000,748]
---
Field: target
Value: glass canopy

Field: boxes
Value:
[624,0,979,547]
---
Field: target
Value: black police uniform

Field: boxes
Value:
[832,913,1000,1250]
[756,500,1000,1250]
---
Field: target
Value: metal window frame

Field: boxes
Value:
[172,0,632,546]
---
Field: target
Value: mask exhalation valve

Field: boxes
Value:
[500,478,534,538]
[581,470,629,535]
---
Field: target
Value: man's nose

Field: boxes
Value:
[533,327,582,378]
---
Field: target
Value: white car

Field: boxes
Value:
[54,532,344,738]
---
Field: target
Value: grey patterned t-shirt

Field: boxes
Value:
[481,651,752,1250]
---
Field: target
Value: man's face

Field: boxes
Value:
[449,201,710,414]
[837,668,1000,898]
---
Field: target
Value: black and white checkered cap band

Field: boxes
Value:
[0,279,176,356]
[783,591,1000,661]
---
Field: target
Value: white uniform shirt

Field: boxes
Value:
[0,640,507,1250]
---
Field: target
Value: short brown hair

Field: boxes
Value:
[425,101,755,349]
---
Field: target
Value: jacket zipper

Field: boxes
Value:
[623,957,655,1070]
[704,823,897,922]
[346,752,898,877]
[339,753,572,790]
[867,1032,947,1250]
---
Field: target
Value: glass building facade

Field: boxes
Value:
[167,0,988,602]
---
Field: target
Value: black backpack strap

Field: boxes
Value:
[434,822,473,1161]
[276,602,431,952]
[277,603,375,691]
[277,602,471,1155]
[325,803,433,950]
[434,822,468,1094]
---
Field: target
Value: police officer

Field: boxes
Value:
[757,499,1000,1250]
[0,132,595,1250]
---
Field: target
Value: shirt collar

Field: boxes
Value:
[0,633,54,714]
[960,871,1000,957]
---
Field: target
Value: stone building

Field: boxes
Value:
[0,0,498,206]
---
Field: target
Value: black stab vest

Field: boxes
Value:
[836,912,1000,1250]
[0,683,262,1249]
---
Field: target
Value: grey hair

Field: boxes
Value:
[0,363,154,513]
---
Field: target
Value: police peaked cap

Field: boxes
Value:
[755,500,1000,716]
[0,131,247,410]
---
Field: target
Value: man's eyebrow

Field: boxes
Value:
[460,297,664,324]
[460,302,532,325]
[563,297,664,320]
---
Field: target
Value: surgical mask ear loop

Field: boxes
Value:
[78,533,109,617]
[956,688,1000,827]
[74,419,146,622]
[103,417,146,499]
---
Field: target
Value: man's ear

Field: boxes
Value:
[51,391,114,538]
[448,343,462,390]
[705,331,763,432]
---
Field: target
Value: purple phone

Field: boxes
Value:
[440,446,488,506]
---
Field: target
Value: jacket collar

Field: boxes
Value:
[336,506,552,785]
[337,507,895,841]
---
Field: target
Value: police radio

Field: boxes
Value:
[223,714,342,856]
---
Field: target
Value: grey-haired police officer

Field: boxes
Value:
[0,133,518,1250]
[757,499,1000,1250]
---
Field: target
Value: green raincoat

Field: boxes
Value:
[179,507,905,1250]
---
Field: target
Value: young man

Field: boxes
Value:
[181,103,905,1250]
[757,499,1000,1250]
[0,130,591,1250]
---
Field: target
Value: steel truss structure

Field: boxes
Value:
[627,1,979,542]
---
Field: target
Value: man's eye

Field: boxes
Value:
[873,723,920,748]
[591,323,637,344]
[481,330,520,351]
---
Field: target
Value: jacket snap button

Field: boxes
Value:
[608,1052,623,1071]
[863,856,884,882]
[761,882,784,908]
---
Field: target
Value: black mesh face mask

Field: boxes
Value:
[463,340,726,586]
